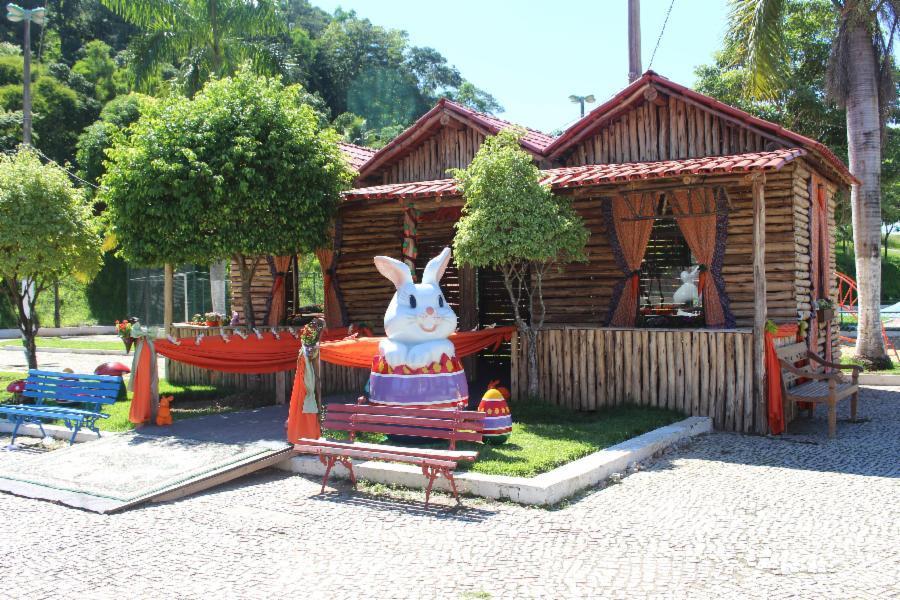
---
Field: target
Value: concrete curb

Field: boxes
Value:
[0,345,127,356]
[278,416,712,505]
[859,374,900,386]
[0,326,115,339]
[0,421,108,444]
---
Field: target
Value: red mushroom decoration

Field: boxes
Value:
[94,362,131,377]
[6,379,25,403]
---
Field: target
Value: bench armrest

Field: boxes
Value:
[778,360,840,381]
[807,353,861,378]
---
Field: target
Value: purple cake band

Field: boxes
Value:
[369,370,469,407]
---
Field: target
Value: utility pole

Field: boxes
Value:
[628,0,642,82]
[6,4,46,146]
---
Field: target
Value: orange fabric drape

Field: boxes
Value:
[809,176,832,363]
[154,335,303,373]
[128,338,158,424]
[267,256,293,327]
[609,194,655,326]
[669,189,727,327]
[764,323,800,435]
[315,247,344,328]
[286,351,320,441]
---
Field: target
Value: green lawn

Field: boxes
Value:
[326,401,682,478]
[0,371,245,432]
[840,355,900,374]
[0,337,125,351]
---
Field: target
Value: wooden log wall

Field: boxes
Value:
[511,327,759,432]
[564,94,776,167]
[540,164,802,327]
[367,126,488,186]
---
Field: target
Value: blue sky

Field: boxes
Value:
[313,0,731,133]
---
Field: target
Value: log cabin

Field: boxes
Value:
[178,71,854,434]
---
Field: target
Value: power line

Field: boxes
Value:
[28,147,105,191]
[648,0,676,70]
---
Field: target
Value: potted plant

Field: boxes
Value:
[204,311,225,327]
[815,298,835,322]
[191,313,204,326]
[115,318,138,353]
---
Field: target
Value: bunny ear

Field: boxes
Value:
[422,247,452,285]
[374,255,413,290]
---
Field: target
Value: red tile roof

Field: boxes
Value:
[338,142,377,171]
[343,148,806,201]
[356,98,555,179]
[545,71,856,185]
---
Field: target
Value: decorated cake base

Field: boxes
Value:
[369,354,468,409]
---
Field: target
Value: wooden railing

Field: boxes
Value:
[511,327,761,433]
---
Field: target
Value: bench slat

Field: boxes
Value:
[294,445,458,469]
[327,403,485,422]
[323,420,483,443]
[22,390,118,405]
[28,369,122,383]
[296,438,478,462]
[331,412,484,432]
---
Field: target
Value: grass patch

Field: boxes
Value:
[0,371,255,433]
[0,337,125,351]
[840,355,900,374]
[325,401,682,478]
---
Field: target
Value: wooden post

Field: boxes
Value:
[751,173,768,434]
[628,0,642,82]
[163,263,174,332]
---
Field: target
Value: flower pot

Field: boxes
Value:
[122,336,135,354]
[205,321,219,327]
[816,308,834,322]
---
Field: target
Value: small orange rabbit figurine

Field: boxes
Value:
[156,395,174,426]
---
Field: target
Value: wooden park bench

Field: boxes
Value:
[0,369,122,445]
[295,402,485,506]
[776,343,861,438]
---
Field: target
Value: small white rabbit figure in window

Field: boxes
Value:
[373,247,458,369]
[673,265,700,306]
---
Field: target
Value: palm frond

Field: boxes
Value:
[726,0,788,100]
[99,0,186,30]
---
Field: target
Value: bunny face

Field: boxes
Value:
[374,247,458,345]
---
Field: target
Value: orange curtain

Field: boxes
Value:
[286,350,321,441]
[809,176,832,363]
[669,189,727,327]
[315,247,344,328]
[764,323,800,435]
[128,338,158,424]
[267,256,292,327]
[608,194,655,326]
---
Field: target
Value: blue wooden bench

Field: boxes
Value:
[0,369,122,445]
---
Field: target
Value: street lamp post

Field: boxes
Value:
[6,3,46,146]
[568,94,596,118]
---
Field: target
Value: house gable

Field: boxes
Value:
[356,98,554,186]
[546,71,854,186]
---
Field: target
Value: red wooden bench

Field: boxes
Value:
[295,402,485,506]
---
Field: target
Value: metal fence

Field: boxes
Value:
[127,265,228,327]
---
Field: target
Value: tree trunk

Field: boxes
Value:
[53,280,60,328]
[235,253,256,328]
[525,328,539,398]
[846,22,887,363]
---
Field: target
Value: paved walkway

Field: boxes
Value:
[1,388,898,599]
[0,348,165,377]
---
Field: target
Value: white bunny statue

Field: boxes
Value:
[673,265,700,305]
[369,247,468,409]
[373,247,458,368]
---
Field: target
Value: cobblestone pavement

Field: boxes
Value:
[1,388,898,599]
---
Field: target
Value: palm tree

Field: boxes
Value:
[727,0,898,365]
[100,0,284,95]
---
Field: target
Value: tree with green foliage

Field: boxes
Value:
[0,148,102,368]
[73,40,126,101]
[723,0,898,366]
[452,130,588,398]
[100,0,284,95]
[76,92,155,188]
[100,68,351,327]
